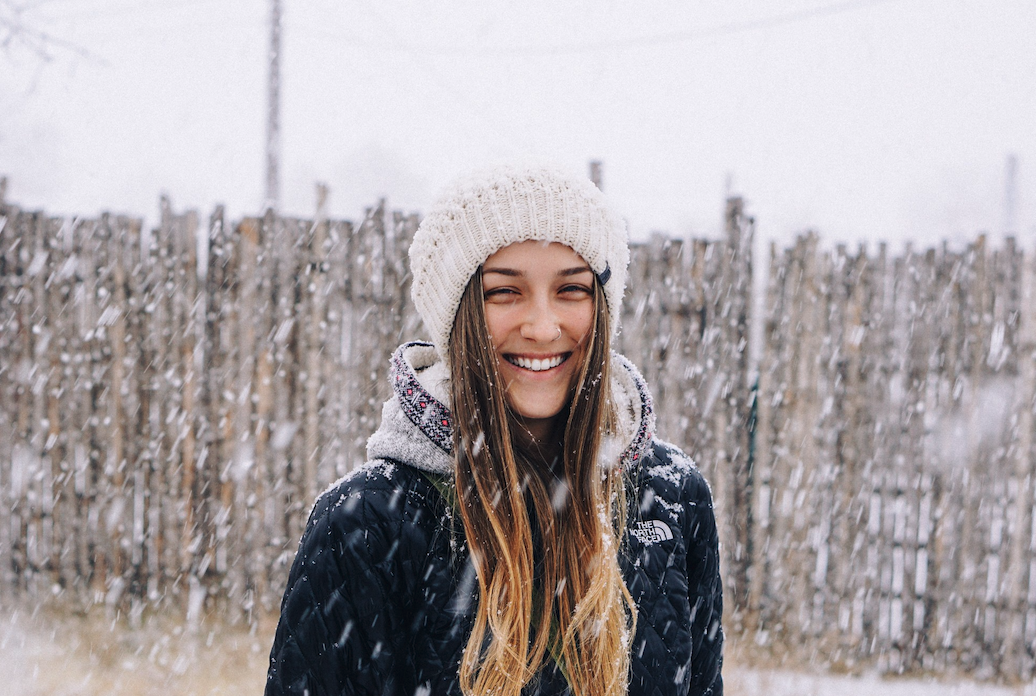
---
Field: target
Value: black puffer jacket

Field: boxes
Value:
[266,343,723,696]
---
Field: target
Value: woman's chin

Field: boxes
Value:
[507,396,567,424]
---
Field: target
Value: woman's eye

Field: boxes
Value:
[484,287,517,299]
[560,285,592,296]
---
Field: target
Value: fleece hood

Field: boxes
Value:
[366,341,656,476]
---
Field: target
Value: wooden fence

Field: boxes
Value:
[0,178,1033,680]
[752,234,1036,680]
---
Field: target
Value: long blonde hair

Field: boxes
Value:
[449,270,636,696]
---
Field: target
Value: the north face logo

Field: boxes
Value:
[632,520,673,545]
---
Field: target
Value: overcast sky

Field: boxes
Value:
[1,0,1033,247]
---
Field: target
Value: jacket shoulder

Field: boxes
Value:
[310,458,424,523]
[305,459,446,556]
[640,439,715,509]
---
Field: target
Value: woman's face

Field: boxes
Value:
[482,241,596,439]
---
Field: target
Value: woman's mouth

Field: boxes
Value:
[505,353,569,372]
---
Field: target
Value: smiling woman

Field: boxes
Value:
[265,165,724,696]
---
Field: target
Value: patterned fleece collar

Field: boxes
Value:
[366,341,655,475]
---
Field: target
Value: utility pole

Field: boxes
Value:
[265,0,282,212]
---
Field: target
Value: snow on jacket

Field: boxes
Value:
[265,342,724,696]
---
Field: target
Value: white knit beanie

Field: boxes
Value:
[409,165,630,358]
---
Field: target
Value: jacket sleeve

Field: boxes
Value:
[684,467,724,696]
[265,475,410,696]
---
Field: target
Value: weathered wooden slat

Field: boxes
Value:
[819,243,850,664]
[279,215,305,600]
[746,239,780,639]
[199,204,231,612]
[0,202,17,601]
[1,205,31,600]
[960,236,989,672]
[61,218,92,605]
[320,216,352,483]
[808,242,839,655]
[787,233,823,649]
[722,199,754,624]
[216,216,259,619]
[176,208,201,615]
[845,242,876,663]
[1003,244,1035,681]
[303,206,327,506]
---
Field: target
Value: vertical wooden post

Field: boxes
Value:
[1005,243,1036,680]
[963,236,988,671]
[220,216,259,619]
[179,207,201,610]
[747,239,782,638]
[865,247,883,663]
[788,233,823,650]
[59,217,91,608]
[321,215,352,483]
[303,186,330,502]
[200,204,232,612]
[828,244,868,664]
[116,215,144,622]
[720,197,754,623]
[1,205,35,600]
[678,238,711,480]
[0,200,16,601]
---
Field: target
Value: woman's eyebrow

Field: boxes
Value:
[482,267,522,277]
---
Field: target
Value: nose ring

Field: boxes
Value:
[553,327,562,342]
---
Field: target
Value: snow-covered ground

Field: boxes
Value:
[728,669,1034,696]
[1,607,1033,696]
[1,607,270,696]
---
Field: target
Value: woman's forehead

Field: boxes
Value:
[483,240,589,269]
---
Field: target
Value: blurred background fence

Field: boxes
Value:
[0,177,1033,681]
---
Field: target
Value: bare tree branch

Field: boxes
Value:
[1,0,99,62]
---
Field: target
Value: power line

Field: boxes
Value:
[344,0,528,159]
[316,0,903,57]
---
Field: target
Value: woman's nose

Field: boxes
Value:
[519,301,561,343]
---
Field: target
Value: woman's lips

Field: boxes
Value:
[504,353,570,372]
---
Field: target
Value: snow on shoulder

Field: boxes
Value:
[646,439,702,489]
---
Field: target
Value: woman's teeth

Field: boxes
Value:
[509,355,565,372]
